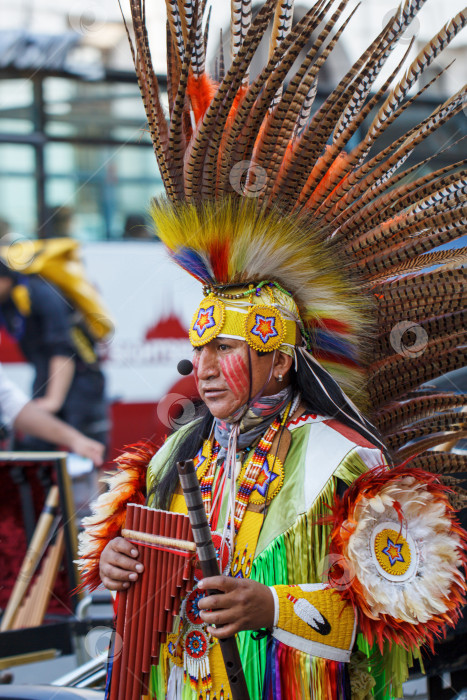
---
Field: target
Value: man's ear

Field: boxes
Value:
[275,351,293,376]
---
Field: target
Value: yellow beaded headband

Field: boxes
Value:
[188,282,300,353]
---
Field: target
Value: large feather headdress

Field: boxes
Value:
[121,0,467,503]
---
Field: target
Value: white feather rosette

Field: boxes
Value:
[327,465,467,651]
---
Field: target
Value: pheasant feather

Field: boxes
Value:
[120,0,467,498]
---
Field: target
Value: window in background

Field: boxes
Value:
[0,79,33,135]
[0,72,164,241]
[0,143,37,239]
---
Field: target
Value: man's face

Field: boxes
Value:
[193,338,278,420]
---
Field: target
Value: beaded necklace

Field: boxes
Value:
[200,442,220,515]
[199,402,291,538]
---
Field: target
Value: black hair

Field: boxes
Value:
[147,350,386,509]
[147,408,214,509]
[293,351,386,452]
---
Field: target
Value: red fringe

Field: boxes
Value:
[324,464,467,654]
[77,440,157,592]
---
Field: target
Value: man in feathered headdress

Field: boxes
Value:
[80,2,467,698]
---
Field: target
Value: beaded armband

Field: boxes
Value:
[269,583,356,663]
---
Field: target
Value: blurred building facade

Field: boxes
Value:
[0,0,465,241]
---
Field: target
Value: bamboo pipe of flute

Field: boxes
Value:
[1,485,60,631]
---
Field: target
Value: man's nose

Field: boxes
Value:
[197,346,219,379]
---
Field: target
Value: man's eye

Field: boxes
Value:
[218,343,230,351]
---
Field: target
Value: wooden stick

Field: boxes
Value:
[121,528,196,552]
[30,528,65,626]
[1,485,59,631]
[13,529,64,629]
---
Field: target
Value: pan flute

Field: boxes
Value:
[108,503,196,700]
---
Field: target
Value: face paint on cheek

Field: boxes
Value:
[220,353,249,398]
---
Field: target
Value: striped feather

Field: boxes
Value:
[318,61,455,225]
[269,0,295,109]
[168,3,198,198]
[386,413,467,452]
[409,452,467,476]
[368,348,466,408]
[124,0,175,199]
[165,0,185,65]
[231,0,253,60]
[330,162,466,241]
[277,0,428,200]
[375,394,467,434]
[232,0,334,196]
[324,89,465,231]
[242,6,339,195]
[215,3,323,197]
[122,0,466,472]
[166,21,180,114]
[269,0,294,58]
[392,427,467,462]
[191,0,207,77]
[184,0,277,201]
[321,138,466,230]
[259,1,357,201]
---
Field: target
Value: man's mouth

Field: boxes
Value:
[202,388,227,397]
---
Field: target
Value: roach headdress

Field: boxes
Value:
[115,0,467,659]
[122,0,466,483]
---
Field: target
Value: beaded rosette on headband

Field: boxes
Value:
[189,282,300,354]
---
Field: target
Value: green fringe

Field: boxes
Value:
[237,535,288,700]
[237,471,352,700]
[357,636,424,699]
[149,654,167,700]
[149,449,412,699]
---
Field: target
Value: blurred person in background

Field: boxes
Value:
[0,261,109,453]
[0,362,104,464]
[0,218,17,245]
[0,362,104,632]
[122,212,155,240]
[39,205,75,239]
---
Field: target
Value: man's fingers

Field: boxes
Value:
[199,608,235,626]
[197,591,231,611]
[102,563,141,583]
[113,537,140,558]
[109,551,144,573]
[207,623,238,639]
[198,575,235,593]
[101,576,131,592]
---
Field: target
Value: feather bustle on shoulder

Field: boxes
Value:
[76,440,157,592]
